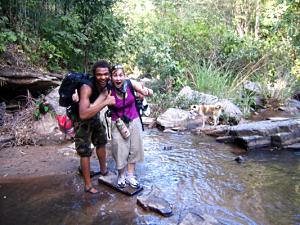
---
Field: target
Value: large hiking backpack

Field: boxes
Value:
[58,72,93,107]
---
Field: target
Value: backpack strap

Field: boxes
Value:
[126,79,144,131]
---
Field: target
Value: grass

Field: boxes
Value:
[187,62,234,99]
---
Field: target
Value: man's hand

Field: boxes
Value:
[72,89,79,102]
[96,90,115,105]
[104,91,116,106]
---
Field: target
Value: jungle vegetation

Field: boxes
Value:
[0,0,299,116]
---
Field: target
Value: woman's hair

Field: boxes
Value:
[92,60,111,75]
[111,64,124,77]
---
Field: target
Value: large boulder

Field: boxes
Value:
[156,108,190,129]
[0,66,62,99]
[45,86,66,115]
[176,86,218,104]
[176,86,243,121]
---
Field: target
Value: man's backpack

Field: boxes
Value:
[58,72,93,107]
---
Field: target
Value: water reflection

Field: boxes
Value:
[0,129,299,225]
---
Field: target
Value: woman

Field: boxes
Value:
[110,64,153,188]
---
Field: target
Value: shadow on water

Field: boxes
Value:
[1,129,300,225]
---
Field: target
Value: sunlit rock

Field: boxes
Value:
[156,108,190,129]
[45,86,66,115]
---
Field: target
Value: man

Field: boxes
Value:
[74,60,115,194]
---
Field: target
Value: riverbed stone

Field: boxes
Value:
[178,212,219,225]
[229,119,300,136]
[235,135,272,150]
[283,143,300,150]
[156,108,190,129]
[136,186,173,217]
[216,135,235,143]
[214,118,300,150]
[271,130,300,147]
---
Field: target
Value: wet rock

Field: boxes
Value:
[0,102,5,126]
[283,143,300,151]
[163,146,173,150]
[235,135,272,150]
[137,186,173,217]
[216,118,300,150]
[229,119,300,137]
[178,212,219,225]
[200,125,230,137]
[234,155,245,163]
[271,130,300,147]
[216,135,235,143]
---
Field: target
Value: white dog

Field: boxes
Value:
[190,103,223,128]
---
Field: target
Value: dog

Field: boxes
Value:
[190,103,223,128]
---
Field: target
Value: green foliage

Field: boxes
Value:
[188,62,234,99]
[235,88,257,118]
[172,95,201,110]
[259,73,298,108]
[34,100,50,120]
[1,0,299,117]
[0,16,17,52]
[0,30,17,52]
[0,0,124,72]
[36,40,65,72]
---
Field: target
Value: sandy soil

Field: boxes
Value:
[0,143,80,178]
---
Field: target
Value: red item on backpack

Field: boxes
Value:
[56,115,75,137]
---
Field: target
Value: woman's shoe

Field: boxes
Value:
[125,175,140,189]
[117,175,126,188]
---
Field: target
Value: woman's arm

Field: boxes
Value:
[130,79,153,97]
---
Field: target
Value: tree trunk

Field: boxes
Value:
[84,49,89,73]
[254,0,260,39]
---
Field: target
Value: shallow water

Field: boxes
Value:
[1,129,299,225]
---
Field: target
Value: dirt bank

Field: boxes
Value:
[0,143,78,178]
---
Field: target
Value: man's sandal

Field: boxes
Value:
[99,170,109,176]
[84,186,99,194]
[78,167,109,178]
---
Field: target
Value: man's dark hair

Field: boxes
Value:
[92,60,111,75]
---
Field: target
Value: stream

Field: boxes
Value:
[1,129,299,225]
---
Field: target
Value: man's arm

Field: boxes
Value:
[79,84,115,120]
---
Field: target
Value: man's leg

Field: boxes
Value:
[81,156,98,193]
[96,145,107,174]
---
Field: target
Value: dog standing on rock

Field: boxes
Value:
[190,103,223,128]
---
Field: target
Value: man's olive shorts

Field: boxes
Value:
[73,115,107,157]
